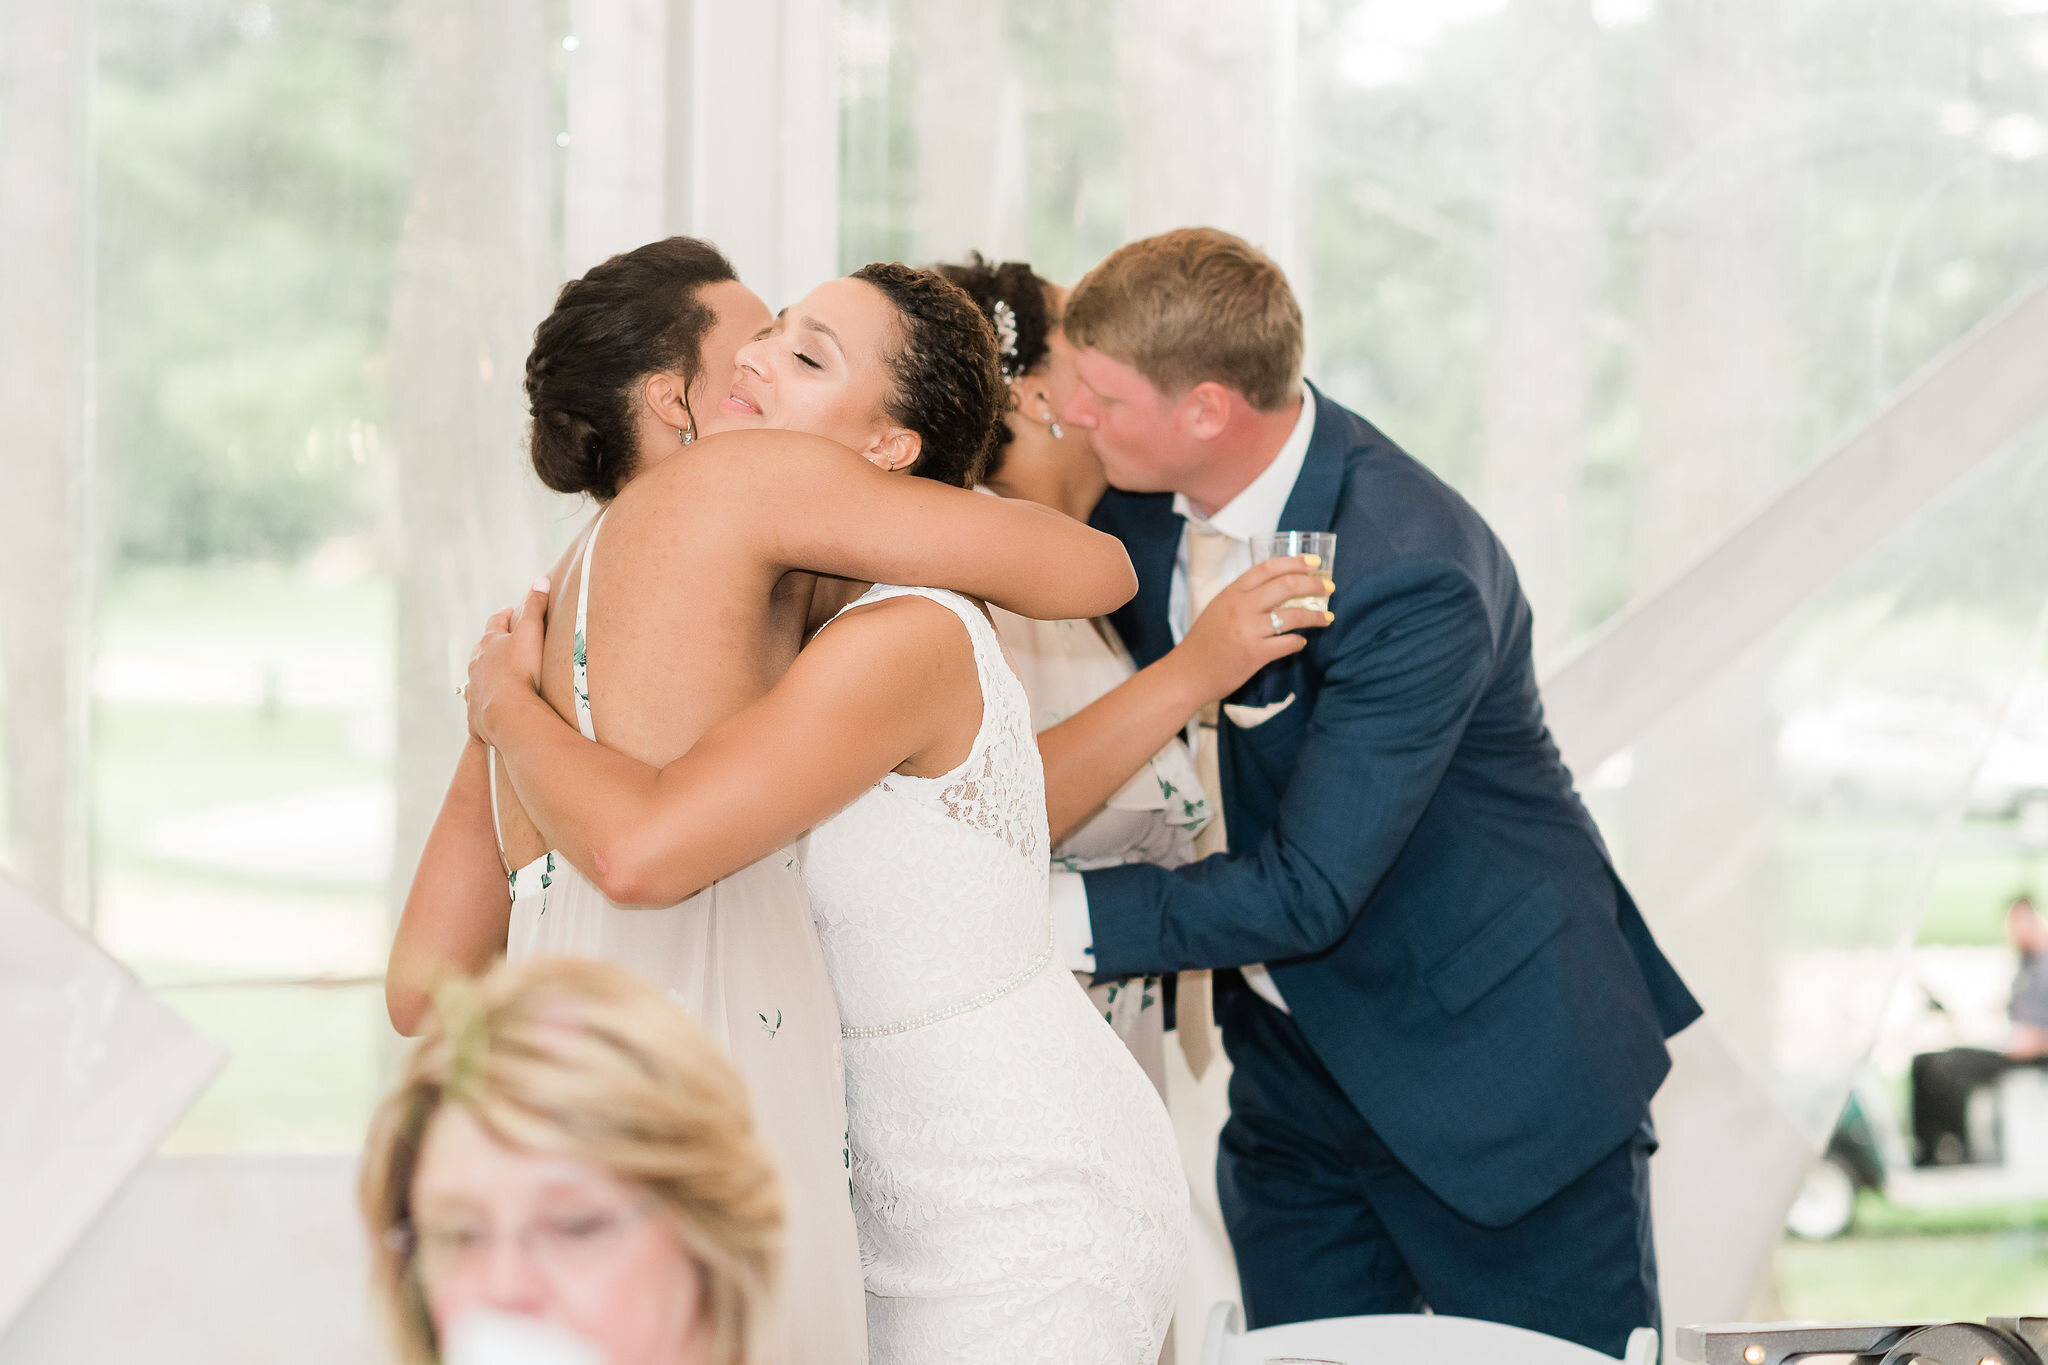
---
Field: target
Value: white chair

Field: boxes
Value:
[1201,1302,1662,1365]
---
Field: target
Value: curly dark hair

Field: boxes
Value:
[849,261,1005,489]
[934,254,1056,477]
[524,236,738,501]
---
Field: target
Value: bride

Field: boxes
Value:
[464,264,1189,1363]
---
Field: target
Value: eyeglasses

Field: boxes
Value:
[387,1198,658,1291]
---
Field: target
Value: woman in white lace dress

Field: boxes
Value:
[465,266,1188,1363]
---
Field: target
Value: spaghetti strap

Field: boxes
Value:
[490,511,603,883]
[570,510,606,741]
[487,746,507,868]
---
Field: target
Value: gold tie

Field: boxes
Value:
[1177,524,1236,1080]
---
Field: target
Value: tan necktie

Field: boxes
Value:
[1177,524,1236,1079]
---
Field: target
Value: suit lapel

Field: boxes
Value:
[1091,489,1180,669]
[1276,382,1350,537]
[1224,384,1351,714]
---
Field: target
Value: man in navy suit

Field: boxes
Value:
[1049,228,1700,1356]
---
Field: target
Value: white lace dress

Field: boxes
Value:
[802,585,1189,1364]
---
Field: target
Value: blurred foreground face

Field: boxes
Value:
[410,1105,711,1365]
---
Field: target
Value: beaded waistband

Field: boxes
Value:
[841,931,1055,1040]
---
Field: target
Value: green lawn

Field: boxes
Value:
[1779,1192,2048,1320]
[1923,847,2048,945]
[157,982,393,1153]
[89,561,397,1150]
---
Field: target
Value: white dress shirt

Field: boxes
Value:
[1052,392,1317,1013]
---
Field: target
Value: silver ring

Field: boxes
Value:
[1269,610,1286,636]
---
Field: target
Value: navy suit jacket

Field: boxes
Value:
[1082,385,1701,1229]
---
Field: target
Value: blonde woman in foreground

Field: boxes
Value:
[361,956,784,1365]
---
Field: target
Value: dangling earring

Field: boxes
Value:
[1041,405,1064,441]
[678,425,694,446]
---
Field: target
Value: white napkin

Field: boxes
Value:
[444,1310,606,1365]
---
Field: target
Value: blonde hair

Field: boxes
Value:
[359,957,784,1365]
[1063,226,1303,411]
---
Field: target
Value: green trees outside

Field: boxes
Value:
[97,0,2048,615]
[96,0,404,564]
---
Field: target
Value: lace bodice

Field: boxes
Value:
[802,585,1052,1036]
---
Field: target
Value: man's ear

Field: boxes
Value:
[864,426,922,473]
[1181,380,1236,441]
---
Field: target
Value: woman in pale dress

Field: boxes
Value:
[386,240,1138,1365]
[462,265,1211,1362]
[935,255,1332,1094]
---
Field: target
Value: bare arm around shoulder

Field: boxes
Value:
[468,586,974,906]
[384,738,512,1035]
[1038,557,1334,843]
[685,430,1136,621]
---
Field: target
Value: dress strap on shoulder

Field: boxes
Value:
[569,510,606,741]
[486,744,508,872]
[826,583,989,642]
[823,584,1008,710]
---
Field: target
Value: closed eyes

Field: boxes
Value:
[794,350,823,370]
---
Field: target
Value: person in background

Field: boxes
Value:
[935,252,1330,1094]
[360,956,783,1365]
[2004,893,2048,1057]
[1910,891,2047,1165]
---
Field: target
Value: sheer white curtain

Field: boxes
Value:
[6,0,2048,1343]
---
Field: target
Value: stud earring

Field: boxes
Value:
[1040,405,1064,441]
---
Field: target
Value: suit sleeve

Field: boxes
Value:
[1083,559,1494,976]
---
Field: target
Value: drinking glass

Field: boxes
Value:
[1249,530,1338,612]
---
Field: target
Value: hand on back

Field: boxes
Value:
[466,577,552,743]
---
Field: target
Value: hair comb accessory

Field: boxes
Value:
[991,298,1021,381]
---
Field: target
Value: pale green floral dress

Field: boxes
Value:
[987,604,1213,1098]
[493,511,866,1365]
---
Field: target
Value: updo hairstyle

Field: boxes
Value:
[849,261,1005,489]
[524,236,738,501]
[934,254,1057,476]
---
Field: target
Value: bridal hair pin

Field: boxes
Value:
[991,298,1021,381]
